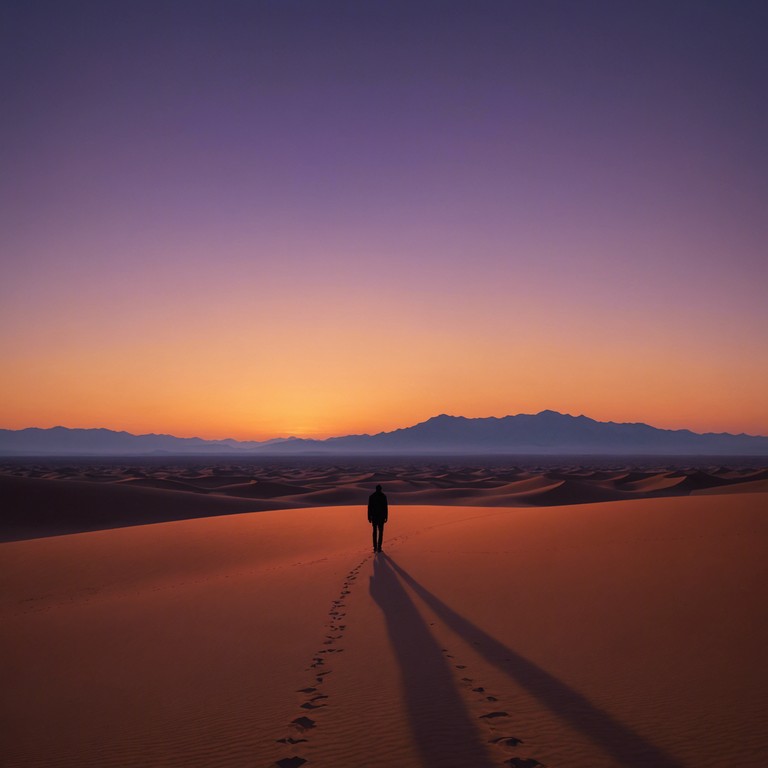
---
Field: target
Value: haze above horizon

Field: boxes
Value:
[2,1,766,441]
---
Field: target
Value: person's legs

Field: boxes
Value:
[372,523,378,552]
[375,522,384,552]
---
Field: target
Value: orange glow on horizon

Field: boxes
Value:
[3,291,766,440]
[2,215,766,441]
[2,339,766,442]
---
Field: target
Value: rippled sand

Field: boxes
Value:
[2,493,767,767]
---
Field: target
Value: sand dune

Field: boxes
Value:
[114,476,211,493]
[692,477,768,495]
[2,458,766,541]
[2,494,766,767]
[614,473,684,492]
[520,478,631,506]
[215,480,314,499]
[0,474,296,541]
[280,486,373,505]
[495,475,563,493]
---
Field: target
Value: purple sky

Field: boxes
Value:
[2,1,767,438]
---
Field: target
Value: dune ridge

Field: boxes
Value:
[1,458,767,541]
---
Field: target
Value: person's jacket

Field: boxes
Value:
[368,491,388,523]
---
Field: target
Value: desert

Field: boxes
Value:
[5,1,767,766]
[2,458,767,767]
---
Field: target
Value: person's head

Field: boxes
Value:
[376,484,382,492]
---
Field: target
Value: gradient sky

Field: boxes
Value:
[2,0,766,440]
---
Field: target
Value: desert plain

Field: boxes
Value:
[1,457,767,767]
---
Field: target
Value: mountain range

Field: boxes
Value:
[1,411,767,455]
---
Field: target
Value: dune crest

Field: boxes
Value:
[2,457,766,540]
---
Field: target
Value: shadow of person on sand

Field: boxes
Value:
[369,555,496,768]
[385,556,684,768]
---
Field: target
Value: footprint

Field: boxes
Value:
[296,687,316,694]
[479,711,509,719]
[275,758,307,768]
[505,759,544,768]
[489,736,523,747]
[276,737,308,745]
[472,687,485,693]
[290,716,316,731]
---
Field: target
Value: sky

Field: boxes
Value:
[1,0,766,440]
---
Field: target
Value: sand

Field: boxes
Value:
[2,458,767,540]
[2,492,767,767]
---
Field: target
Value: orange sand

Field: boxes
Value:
[2,494,767,767]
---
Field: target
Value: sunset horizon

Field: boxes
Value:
[3,406,768,443]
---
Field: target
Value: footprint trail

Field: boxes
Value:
[439,647,547,767]
[271,556,370,767]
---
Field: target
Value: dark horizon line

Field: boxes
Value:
[2,452,767,461]
[3,408,768,442]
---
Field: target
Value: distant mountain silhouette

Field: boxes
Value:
[1,411,767,455]
[0,427,242,455]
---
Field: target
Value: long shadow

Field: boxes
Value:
[387,556,684,768]
[369,555,495,768]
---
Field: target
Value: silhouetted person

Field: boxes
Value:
[368,484,388,553]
